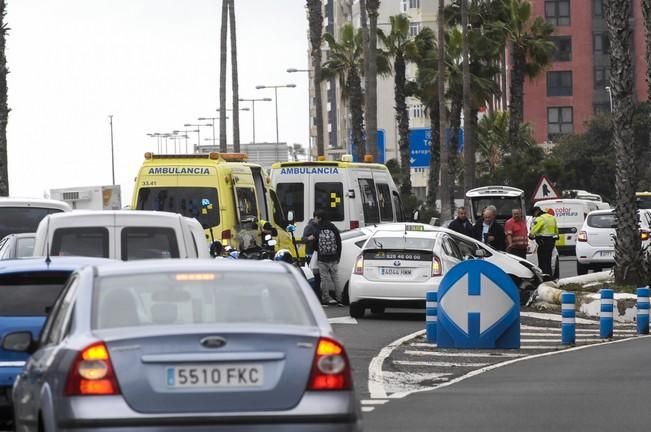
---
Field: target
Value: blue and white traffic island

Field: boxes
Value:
[437,260,520,349]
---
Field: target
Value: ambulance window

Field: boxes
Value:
[235,188,259,221]
[270,190,287,227]
[377,183,394,222]
[392,191,405,222]
[121,227,180,260]
[314,182,344,222]
[136,187,220,228]
[52,227,109,258]
[358,178,380,224]
[276,183,304,222]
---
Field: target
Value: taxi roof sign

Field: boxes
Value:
[531,175,561,202]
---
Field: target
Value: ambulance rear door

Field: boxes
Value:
[310,166,347,232]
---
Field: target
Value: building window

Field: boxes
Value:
[409,0,421,8]
[400,0,408,13]
[545,0,570,26]
[409,104,425,119]
[551,36,572,62]
[547,71,573,97]
[409,22,421,37]
[547,107,573,141]
[594,67,610,90]
[593,33,610,55]
[592,0,603,17]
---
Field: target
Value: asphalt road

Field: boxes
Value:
[364,336,651,432]
[559,255,578,279]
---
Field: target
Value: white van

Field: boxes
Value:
[535,198,600,254]
[270,158,403,235]
[32,210,210,260]
[0,198,71,240]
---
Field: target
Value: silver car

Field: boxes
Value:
[4,260,361,432]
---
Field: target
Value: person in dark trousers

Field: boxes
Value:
[449,206,474,237]
[472,205,506,251]
[529,206,559,277]
[308,210,342,305]
[302,212,321,299]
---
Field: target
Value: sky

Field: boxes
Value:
[5,0,310,204]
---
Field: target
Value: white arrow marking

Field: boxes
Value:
[328,316,358,325]
[439,274,514,335]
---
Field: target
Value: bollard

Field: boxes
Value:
[561,291,576,345]
[637,287,650,335]
[426,291,437,343]
[600,288,614,339]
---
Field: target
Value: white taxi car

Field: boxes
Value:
[348,223,545,318]
[575,209,651,274]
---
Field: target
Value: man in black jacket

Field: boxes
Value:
[448,207,474,237]
[311,210,342,305]
[472,205,506,251]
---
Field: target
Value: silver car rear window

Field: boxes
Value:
[93,271,313,329]
[367,236,435,251]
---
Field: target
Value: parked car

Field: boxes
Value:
[0,198,71,241]
[348,223,546,318]
[32,210,210,260]
[0,233,36,260]
[575,209,651,274]
[0,256,112,427]
[5,260,361,431]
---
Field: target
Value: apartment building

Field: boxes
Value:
[523,0,648,144]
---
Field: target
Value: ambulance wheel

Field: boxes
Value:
[349,302,366,319]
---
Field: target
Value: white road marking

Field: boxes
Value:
[361,399,388,405]
[387,334,651,399]
[362,407,375,413]
[367,329,425,399]
[520,311,597,324]
[522,338,604,343]
[328,316,358,325]
[409,342,437,348]
[520,345,562,350]
[394,360,490,368]
[403,350,524,358]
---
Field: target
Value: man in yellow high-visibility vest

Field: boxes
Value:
[529,206,559,277]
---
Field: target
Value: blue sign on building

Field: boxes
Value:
[350,129,386,163]
[437,260,520,349]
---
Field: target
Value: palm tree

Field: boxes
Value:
[476,111,508,178]
[229,0,241,152]
[219,0,228,152]
[306,0,325,157]
[438,0,451,220]
[607,0,644,285]
[644,0,651,100]
[378,15,420,196]
[0,0,7,196]
[461,0,473,204]
[488,0,554,151]
[322,24,366,162]
[366,0,381,162]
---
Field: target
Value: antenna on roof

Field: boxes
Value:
[44,216,52,266]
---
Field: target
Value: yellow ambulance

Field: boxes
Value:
[131,152,295,254]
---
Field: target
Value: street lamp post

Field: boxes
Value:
[108,115,115,185]
[255,84,296,145]
[184,123,212,152]
[239,97,272,144]
[198,115,231,148]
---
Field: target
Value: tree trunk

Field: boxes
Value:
[501,48,508,111]
[219,0,228,152]
[438,0,451,220]
[395,53,411,196]
[0,0,7,196]
[426,99,440,210]
[508,45,525,151]
[366,0,381,162]
[461,0,474,207]
[349,70,365,163]
[608,0,644,285]
[229,0,240,152]
[448,97,462,217]
[643,0,651,100]
[307,0,325,157]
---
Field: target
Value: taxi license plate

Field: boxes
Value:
[166,364,263,388]
[600,250,615,257]
[380,268,412,276]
